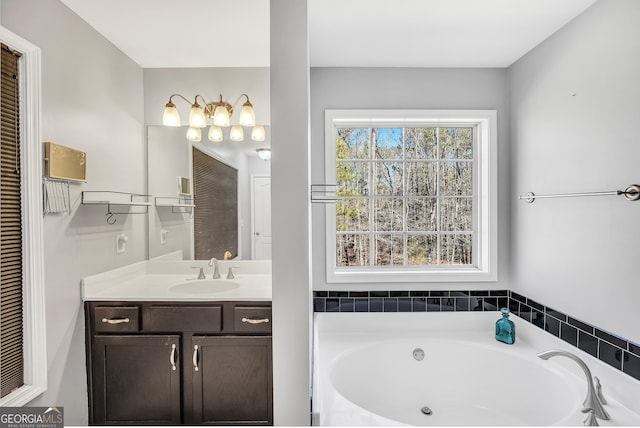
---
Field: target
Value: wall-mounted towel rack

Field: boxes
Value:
[519,184,640,203]
[81,191,152,224]
[311,184,338,203]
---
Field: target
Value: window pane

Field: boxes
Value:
[374,234,404,266]
[439,161,472,195]
[374,161,403,196]
[336,234,370,266]
[336,161,369,196]
[407,198,437,231]
[336,128,369,160]
[440,198,472,231]
[336,199,369,232]
[407,235,438,265]
[440,234,473,265]
[439,127,473,160]
[374,198,403,232]
[374,128,402,159]
[406,162,436,196]
[405,127,437,159]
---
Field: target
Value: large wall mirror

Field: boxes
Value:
[148,126,271,260]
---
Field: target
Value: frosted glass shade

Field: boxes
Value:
[186,127,201,142]
[163,102,181,126]
[239,102,256,126]
[212,105,231,127]
[189,104,207,128]
[229,125,244,141]
[251,125,266,141]
[256,148,271,160]
[208,125,223,142]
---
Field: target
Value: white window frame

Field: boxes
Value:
[0,26,47,406]
[325,109,497,283]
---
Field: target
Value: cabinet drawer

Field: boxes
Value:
[94,306,140,332]
[144,305,222,332]
[233,306,272,333]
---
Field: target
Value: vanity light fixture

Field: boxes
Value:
[256,148,271,161]
[186,127,201,142]
[229,125,244,142]
[162,93,263,142]
[251,125,266,142]
[208,125,223,142]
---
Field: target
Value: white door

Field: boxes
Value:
[252,176,272,259]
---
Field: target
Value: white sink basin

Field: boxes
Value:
[169,279,240,295]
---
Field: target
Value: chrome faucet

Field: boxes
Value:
[537,349,610,425]
[208,257,220,279]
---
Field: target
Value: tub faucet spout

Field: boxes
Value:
[208,258,220,279]
[537,349,609,424]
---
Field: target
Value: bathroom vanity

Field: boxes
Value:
[82,260,272,426]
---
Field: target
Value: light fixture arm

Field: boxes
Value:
[231,93,252,108]
[166,93,193,106]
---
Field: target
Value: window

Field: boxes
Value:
[0,27,46,406]
[325,110,497,283]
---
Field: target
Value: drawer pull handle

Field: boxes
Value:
[101,317,130,324]
[193,345,199,372]
[169,344,177,371]
[242,317,270,324]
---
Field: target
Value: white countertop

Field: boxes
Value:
[81,260,272,302]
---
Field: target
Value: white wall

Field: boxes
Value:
[310,67,511,290]
[1,0,145,424]
[147,126,193,259]
[508,0,640,344]
[270,0,312,424]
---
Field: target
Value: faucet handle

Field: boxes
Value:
[594,376,607,405]
[227,266,239,279]
[192,266,206,280]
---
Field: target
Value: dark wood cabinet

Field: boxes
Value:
[85,301,272,426]
[91,335,181,425]
[192,336,272,425]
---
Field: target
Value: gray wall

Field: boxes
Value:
[508,0,640,344]
[310,67,510,290]
[1,0,145,424]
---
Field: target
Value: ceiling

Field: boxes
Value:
[61,0,597,68]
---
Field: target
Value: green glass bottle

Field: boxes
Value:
[495,307,515,344]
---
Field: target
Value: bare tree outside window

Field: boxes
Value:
[335,126,474,267]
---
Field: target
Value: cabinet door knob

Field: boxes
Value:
[241,317,270,324]
[192,345,199,372]
[169,344,177,371]
[101,317,130,324]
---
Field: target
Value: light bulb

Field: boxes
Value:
[251,125,266,141]
[229,125,244,141]
[186,127,201,142]
[189,103,207,128]
[163,101,181,126]
[212,105,231,127]
[239,101,256,126]
[208,125,223,142]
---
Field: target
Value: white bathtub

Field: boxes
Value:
[313,312,640,426]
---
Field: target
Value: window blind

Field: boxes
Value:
[192,148,238,260]
[1,42,24,398]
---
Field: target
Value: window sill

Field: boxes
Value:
[0,384,46,407]
[328,267,497,283]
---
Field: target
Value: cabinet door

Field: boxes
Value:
[192,336,273,425]
[91,335,181,425]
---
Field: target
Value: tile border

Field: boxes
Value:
[313,289,640,382]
